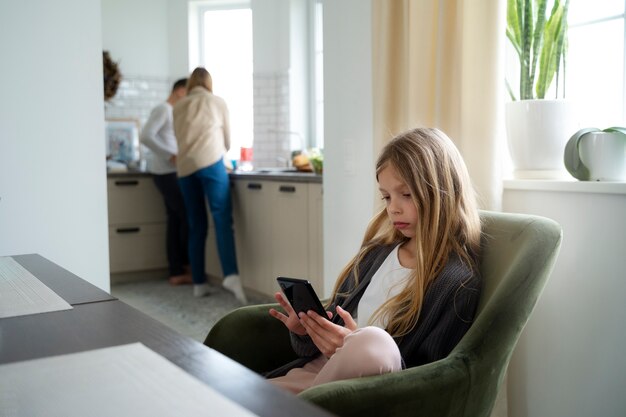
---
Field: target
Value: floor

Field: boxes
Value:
[111,277,273,343]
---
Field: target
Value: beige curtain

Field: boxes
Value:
[372,0,506,210]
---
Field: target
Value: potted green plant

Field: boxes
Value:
[505,0,576,178]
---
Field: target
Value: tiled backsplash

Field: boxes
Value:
[105,73,292,169]
[104,75,170,127]
[252,71,291,168]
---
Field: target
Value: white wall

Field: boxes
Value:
[0,0,110,291]
[101,0,171,78]
[251,0,290,73]
[168,0,191,76]
[503,182,626,417]
[322,0,376,297]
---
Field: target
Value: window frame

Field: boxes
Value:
[567,2,626,122]
[307,0,324,150]
[195,0,251,70]
[189,0,253,158]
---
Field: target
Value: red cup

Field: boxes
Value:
[240,147,253,162]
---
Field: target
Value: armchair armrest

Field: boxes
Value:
[204,303,298,374]
[300,353,470,417]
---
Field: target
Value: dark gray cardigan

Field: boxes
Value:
[265,244,481,378]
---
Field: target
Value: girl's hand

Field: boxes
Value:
[298,306,357,357]
[268,292,307,336]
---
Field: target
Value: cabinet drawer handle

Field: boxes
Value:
[247,183,262,190]
[114,180,139,186]
[279,185,296,193]
[116,227,141,234]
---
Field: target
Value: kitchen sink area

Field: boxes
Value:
[231,168,322,183]
[255,167,300,173]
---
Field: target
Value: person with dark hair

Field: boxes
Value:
[173,67,247,303]
[140,78,191,286]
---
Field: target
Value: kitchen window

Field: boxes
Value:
[567,1,625,127]
[191,0,253,162]
[190,0,324,161]
[310,0,324,149]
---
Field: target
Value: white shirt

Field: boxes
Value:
[140,102,177,174]
[356,244,411,329]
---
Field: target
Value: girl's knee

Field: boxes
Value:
[341,327,402,371]
[344,326,394,348]
[313,327,401,386]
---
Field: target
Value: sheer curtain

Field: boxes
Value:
[372,0,506,210]
[371,2,508,415]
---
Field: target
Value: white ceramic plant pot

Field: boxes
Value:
[505,99,577,178]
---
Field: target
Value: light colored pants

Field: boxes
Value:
[269,326,402,394]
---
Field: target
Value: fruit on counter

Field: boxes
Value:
[292,154,308,166]
[292,154,312,171]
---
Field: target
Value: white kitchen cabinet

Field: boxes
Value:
[231,177,323,296]
[107,175,167,274]
[232,179,274,295]
[269,181,310,286]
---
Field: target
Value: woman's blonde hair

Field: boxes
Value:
[186,67,212,92]
[330,127,481,337]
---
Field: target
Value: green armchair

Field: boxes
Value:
[205,211,562,417]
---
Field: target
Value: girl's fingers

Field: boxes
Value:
[336,306,357,330]
[269,308,288,324]
[270,307,307,336]
[301,317,332,355]
[297,306,355,357]
[274,292,290,308]
[300,311,328,332]
[299,312,323,338]
[300,311,347,355]
[274,292,297,315]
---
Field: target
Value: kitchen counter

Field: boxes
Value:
[108,168,322,183]
[106,168,152,178]
[230,169,322,183]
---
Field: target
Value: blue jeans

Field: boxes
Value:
[178,160,238,284]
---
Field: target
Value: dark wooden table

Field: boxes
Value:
[0,255,334,417]
[11,253,116,305]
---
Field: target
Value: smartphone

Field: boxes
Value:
[276,277,329,320]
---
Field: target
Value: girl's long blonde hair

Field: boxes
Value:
[329,128,481,337]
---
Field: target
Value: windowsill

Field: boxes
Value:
[503,179,626,195]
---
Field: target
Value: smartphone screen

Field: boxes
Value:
[276,277,329,320]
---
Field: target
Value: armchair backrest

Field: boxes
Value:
[450,210,563,415]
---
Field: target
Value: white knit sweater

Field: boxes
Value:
[172,86,230,177]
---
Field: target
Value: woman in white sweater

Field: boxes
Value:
[173,67,246,303]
